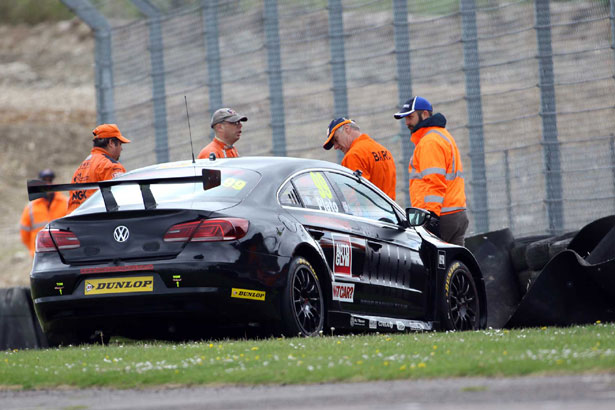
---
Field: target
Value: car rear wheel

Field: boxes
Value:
[440,261,480,331]
[281,257,325,337]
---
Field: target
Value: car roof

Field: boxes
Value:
[120,156,349,179]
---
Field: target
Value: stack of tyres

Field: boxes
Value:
[0,287,48,350]
[511,232,577,295]
[464,228,519,329]
[506,215,615,327]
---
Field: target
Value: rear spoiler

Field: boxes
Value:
[27,169,221,212]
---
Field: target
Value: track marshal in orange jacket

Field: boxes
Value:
[197,108,247,160]
[67,124,130,213]
[322,118,397,200]
[394,96,468,246]
[20,169,68,256]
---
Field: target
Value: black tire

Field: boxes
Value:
[280,257,325,337]
[510,235,550,273]
[526,231,577,271]
[440,261,480,331]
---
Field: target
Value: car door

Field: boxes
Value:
[278,170,369,314]
[324,171,427,319]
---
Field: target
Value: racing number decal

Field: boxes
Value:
[222,177,246,190]
[309,172,338,213]
[332,233,352,276]
[310,172,332,198]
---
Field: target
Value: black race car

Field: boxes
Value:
[28,157,487,345]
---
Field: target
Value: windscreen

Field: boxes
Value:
[76,167,260,212]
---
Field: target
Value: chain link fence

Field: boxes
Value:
[62,0,615,238]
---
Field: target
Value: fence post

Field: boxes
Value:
[504,150,514,231]
[201,0,222,139]
[534,0,563,235]
[611,137,615,211]
[328,0,348,163]
[611,0,615,68]
[460,0,489,233]
[264,0,287,156]
[131,0,169,163]
[393,0,413,207]
[61,0,115,124]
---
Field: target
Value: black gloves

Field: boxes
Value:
[425,211,440,238]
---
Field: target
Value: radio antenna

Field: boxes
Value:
[184,96,196,163]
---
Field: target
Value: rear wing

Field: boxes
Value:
[27,169,221,212]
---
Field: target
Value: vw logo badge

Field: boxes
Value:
[113,225,130,243]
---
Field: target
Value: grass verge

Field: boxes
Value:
[1,323,614,390]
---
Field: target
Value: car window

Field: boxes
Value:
[291,171,341,213]
[78,167,260,211]
[326,172,399,224]
[278,181,302,207]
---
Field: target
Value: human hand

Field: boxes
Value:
[425,212,440,238]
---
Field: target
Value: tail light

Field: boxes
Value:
[164,218,249,242]
[35,229,81,253]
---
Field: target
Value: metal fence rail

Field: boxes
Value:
[62,0,615,238]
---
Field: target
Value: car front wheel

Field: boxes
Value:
[440,260,480,331]
[281,257,325,337]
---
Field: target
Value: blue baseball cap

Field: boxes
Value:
[323,117,353,150]
[38,169,55,180]
[394,96,432,119]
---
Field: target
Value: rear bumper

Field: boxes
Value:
[31,257,288,336]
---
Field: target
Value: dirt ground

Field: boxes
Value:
[0,20,95,287]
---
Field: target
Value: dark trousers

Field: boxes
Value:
[440,210,469,246]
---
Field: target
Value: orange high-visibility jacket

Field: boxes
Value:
[67,147,126,213]
[197,138,239,160]
[342,134,397,200]
[20,193,68,255]
[409,113,466,216]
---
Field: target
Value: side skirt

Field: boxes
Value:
[328,311,433,332]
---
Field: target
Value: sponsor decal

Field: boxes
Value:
[332,233,352,276]
[84,276,154,295]
[377,320,394,329]
[80,264,154,275]
[350,316,366,327]
[172,275,182,288]
[438,250,446,269]
[408,320,433,331]
[231,288,266,301]
[55,282,64,295]
[332,282,355,302]
[396,321,406,331]
[369,319,377,329]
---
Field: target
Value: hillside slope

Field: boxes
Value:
[0,20,95,286]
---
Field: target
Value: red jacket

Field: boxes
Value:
[20,193,68,255]
[342,134,397,200]
[68,147,126,213]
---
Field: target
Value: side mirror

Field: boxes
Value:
[405,207,430,227]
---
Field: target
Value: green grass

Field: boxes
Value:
[2,323,615,390]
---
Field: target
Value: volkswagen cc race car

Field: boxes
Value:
[28,157,487,345]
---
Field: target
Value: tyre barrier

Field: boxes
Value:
[464,228,520,329]
[467,215,615,328]
[0,287,48,350]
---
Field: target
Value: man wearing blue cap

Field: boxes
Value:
[394,96,468,246]
[323,118,397,200]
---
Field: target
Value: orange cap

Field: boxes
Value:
[92,124,131,143]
